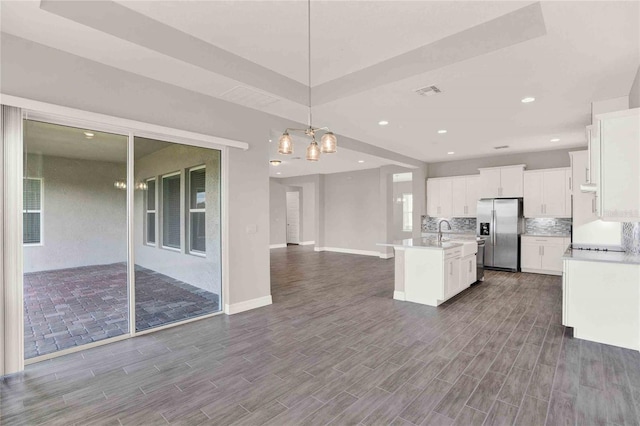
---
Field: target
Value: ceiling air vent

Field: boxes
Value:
[220,86,280,107]
[414,85,441,97]
[494,145,510,150]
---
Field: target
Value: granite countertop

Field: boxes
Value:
[378,238,464,250]
[522,234,571,238]
[422,231,476,236]
[562,247,640,265]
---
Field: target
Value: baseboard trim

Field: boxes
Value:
[521,268,562,276]
[393,291,406,301]
[299,241,316,246]
[269,243,287,249]
[225,295,273,315]
[313,247,384,257]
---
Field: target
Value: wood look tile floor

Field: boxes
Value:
[2,245,640,425]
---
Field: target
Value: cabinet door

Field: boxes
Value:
[439,178,453,218]
[524,172,544,217]
[571,151,597,227]
[500,167,524,197]
[543,170,567,217]
[540,244,564,273]
[521,242,541,270]
[427,179,439,217]
[600,112,640,221]
[565,169,572,217]
[451,178,467,217]
[444,257,460,298]
[480,169,500,198]
[460,255,475,288]
[466,176,480,217]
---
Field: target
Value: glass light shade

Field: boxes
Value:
[278,132,293,154]
[306,141,320,161]
[320,132,337,153]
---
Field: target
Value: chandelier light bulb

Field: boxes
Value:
[278,132,293,155]
[306,140,320,161]
[320,132,337,153]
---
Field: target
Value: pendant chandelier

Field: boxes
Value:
[278,0,337,161]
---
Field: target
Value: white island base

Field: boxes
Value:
[380,239,478,307]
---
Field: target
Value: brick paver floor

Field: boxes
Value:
[24,263,219,358]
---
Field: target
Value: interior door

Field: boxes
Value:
[286,191,300,244]
[493,199,519,270]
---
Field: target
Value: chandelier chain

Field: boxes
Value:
[308,0,312,130]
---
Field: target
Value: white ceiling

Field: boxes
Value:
[3,1,640,171]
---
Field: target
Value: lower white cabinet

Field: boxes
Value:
[443,256,461,299]
[460,254,477,289]
[521,236,570,275]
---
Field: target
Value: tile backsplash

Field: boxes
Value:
[524,218,572,236]
[422,216,477,233]
[622,222,640,254]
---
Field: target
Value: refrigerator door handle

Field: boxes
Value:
[492,209,496,246]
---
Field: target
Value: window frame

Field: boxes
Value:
[144,177,157,247]
[187,165,206,257]
[23,177,44,246]
[402,192,413,232]
[160,171,182,252]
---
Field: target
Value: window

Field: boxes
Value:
[402,193,413,232]
[145,178,156,245]
[23,178,43,245]
[162,172,181,249]
[189,166,206,254]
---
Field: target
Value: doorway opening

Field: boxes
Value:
[286,190,300,245]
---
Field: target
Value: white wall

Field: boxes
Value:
[269,179,287,246]
[24,155,127,273]
[134,144,221,294]
[630,65,640,109]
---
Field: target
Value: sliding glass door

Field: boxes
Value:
[23,120,129,359]
[22,120,223,360]
[133,137,221,331]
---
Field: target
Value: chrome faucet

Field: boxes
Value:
[437,219,452,243]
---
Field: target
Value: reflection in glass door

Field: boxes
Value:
[23,120,128,359]
[134,137,221,331]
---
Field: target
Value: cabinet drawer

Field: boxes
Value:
[444,249,462,259]
[521,236,567,246]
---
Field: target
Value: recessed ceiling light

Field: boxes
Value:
[437,130,447,134]
[550,138,560,142]
[447,151,455,155]
[378,120,389,126]
[84,132,94,138]
[521,97,535,103]
[276,172,281,175]
[269,139,272,142]
[269,160,282,166]
[358,160,365,163]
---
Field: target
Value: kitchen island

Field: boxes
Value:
[378,237,478,307]
[562,246,640,350]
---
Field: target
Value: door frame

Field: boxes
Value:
[2,95,244,367]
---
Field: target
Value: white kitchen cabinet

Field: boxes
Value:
[523,168,570,218]
[570,150,598,227]
[521,236,570,275]
[479,165,525,198]
[451,176,480,218]
[598,108,640,221]
[426,178,452,217]
[443,256,461,299]
[563,258,639,350]
[460,254,476,290]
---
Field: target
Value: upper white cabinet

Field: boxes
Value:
[478,165,525,198]
[598,108,640,221]
[523,168,571,218]
[428,175,479,218]
[426,178,452,217]
[570,150,598,227]
[451,176,480,217]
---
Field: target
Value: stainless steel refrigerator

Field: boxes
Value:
[476,199,523,272]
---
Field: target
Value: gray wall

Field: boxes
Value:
[24,155,127,273]
[427,147,578,178]
[323,168,383,252]
[630,65,640,109]
[1,33,284,305]
[269,179,287,246]
[134,144,221,294]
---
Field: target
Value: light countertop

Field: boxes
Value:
[378,238,464,250]
[562,247,640,265]
[522,234,571,238]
